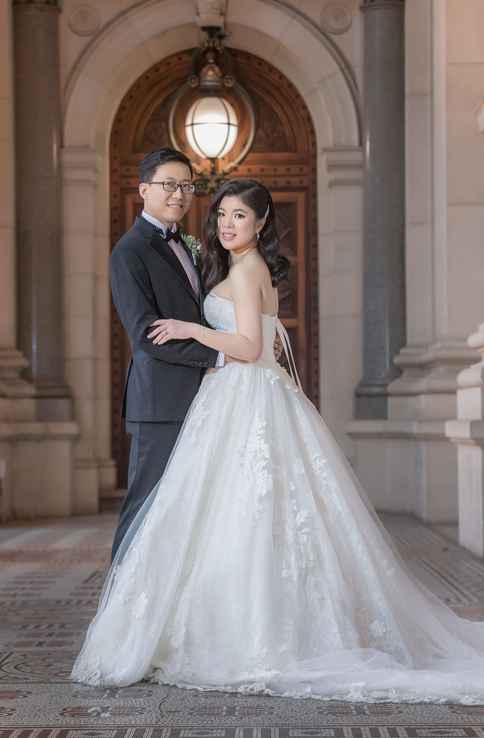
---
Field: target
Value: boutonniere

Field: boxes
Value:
[181,232,202,264]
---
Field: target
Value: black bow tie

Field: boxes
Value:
[157,227,181,245]
[165,228,182,243]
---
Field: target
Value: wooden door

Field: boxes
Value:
[110,49,319,489]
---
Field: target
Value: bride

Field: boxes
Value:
[72,179,484,703]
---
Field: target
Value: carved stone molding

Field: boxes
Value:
[323,146,363,188]
[361,0,404,9]
[320,1,354,36]
[13,0,60,8]
[196,0,226,29]
[68,4,101,36]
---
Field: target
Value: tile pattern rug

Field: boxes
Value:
[1,513,484,737]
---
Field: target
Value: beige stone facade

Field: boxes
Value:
[349,0,484,551]
[2,0,484,554]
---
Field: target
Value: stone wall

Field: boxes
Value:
[349,0,484,527]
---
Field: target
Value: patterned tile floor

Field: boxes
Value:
[1,512,484,738]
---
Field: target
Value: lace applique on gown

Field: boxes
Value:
[72,292,484,704]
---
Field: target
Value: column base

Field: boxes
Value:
[354,385,388,420]
[73,458,100,515]
[0,348,35,421]
[0,420,79,521]
[34,381,73,421]
[389,341,477,420]
[348,418,458,523]
[0,350,80,520]
[98,457,117,494]
[72,457,117,516]
[446,420,484,558]
[446,326,484,559]
[98,458,123,513]
[349,342,478,525]
[354,369,401,419]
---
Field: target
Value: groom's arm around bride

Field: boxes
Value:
[111,223,218,377]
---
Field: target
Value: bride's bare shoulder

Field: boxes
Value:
[230,253,269,284]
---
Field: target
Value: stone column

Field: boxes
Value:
[349,0,484,525]
[0,0,34,422]
[13,0,71,420]
[0,0,78,522]
[355,0,406,419]
[0,0,16,355]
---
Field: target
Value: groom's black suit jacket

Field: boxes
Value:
[110,216,218,423]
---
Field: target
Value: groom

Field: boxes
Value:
[110,147,222,559]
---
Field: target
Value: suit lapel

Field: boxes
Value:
[175,235,204,308]
[149,231,200,308]
[193,257,203,307]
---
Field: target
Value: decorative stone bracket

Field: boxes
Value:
[196,0,226,29]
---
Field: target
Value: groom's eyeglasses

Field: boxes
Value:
[149,181,196,194]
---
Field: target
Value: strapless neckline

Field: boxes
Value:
[204,290,301,388]
[207,290,277,320]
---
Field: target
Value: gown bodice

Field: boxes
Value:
[203,291,279,366]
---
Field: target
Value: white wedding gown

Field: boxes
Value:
[72,292,484,703]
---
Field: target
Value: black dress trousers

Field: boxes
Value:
[111,420,183,561]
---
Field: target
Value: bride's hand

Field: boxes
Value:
[148,319,195,344]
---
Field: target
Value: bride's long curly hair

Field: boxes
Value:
[201,179,290,293]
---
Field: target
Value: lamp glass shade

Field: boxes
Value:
[185,96,238,159]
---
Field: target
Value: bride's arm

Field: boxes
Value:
[148,265,264,362]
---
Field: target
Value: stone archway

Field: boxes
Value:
[110,48,320,486]
[62,1,363,504]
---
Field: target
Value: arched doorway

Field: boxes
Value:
[110,49,319,487]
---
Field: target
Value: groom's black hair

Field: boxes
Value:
[139,148,193,182]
